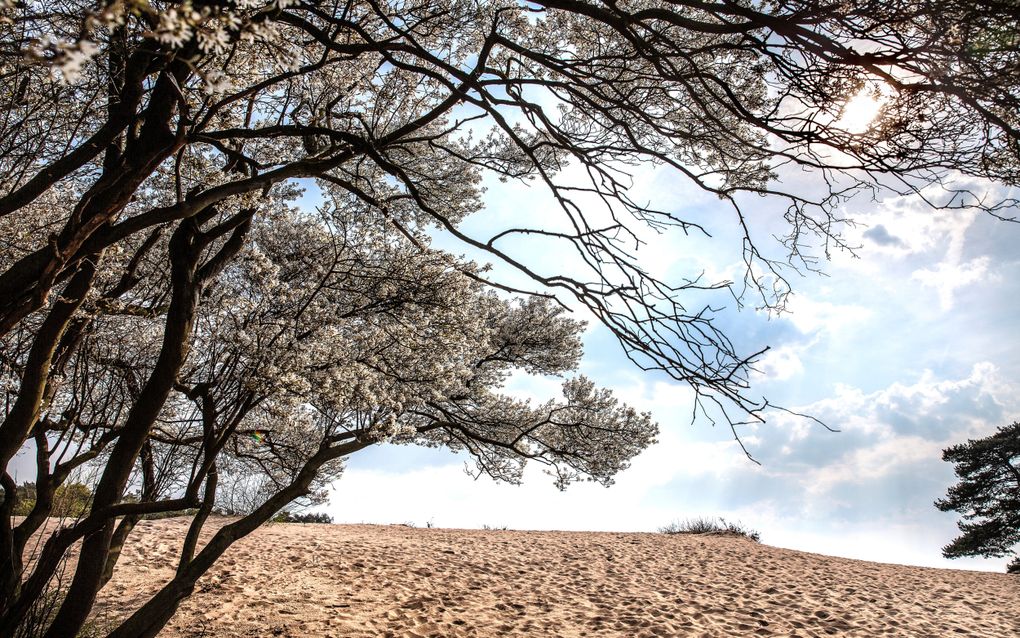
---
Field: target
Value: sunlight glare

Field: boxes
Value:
[837,91,884,134]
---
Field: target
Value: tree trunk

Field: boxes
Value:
[99,515,140,590]
[41,211,253,638]
[0,473,19,613]
[99,437,158,589]
[104,439,369,638]
[0,260,99,469]
[41,222,206,638]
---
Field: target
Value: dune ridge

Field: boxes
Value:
[91,517,1019,637]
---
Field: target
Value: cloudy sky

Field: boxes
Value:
[324,157,1020,573]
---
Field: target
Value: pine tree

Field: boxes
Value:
[936,422,1020,569]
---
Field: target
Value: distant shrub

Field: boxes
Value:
[659,517,761,542]
[11,482,93,519]
[1007,557,1019,574]
[140,508,200,521]
[274,511,333,524]
[481,524,509,531]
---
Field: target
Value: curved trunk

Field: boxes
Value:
[0,260,99,470]
[105,439,369,638]
[41,210,253,638]
[41,223,206,638]
[0,473,18,612]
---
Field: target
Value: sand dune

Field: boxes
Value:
[91,517,1018,637]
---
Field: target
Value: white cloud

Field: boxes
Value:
[911,256,993,311]
[851,195,979,259]
[501,370,566,405]
[327,440,755,533]
[772,362,1019,489]
[802,435,944,494]
[842,193,1004,311]
[758,513,1009,571]
[754,343,806,381]
[828,363,1005,424]
[782,294,872,335]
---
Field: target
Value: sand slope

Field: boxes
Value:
[92,518,1019,637]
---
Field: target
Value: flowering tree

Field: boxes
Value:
[0,1,1018,636]
[8,205,657,637]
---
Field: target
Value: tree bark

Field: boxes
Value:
[42,212,252,638]
[99,516,139,590]
[0,473,18,613]
[41,221,206,638]
[99,439,157,589]
[0,58,182,337]
[0,258,99,470]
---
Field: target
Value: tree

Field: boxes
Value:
[0,1,1018,636]
[936,421,1020,570]
[1,206,655,638]
[11,482,92,519]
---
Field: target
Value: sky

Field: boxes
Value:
[321,151,1020,573]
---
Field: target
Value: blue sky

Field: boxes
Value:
[324,160,1020,573]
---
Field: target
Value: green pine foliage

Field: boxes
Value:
[936,421,1020,568]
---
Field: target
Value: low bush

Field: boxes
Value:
[274,511,334,524]
[11,482,93,519]
[658,517,761,542]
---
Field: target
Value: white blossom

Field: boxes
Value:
[201,70,235,96]
[154,8,200,48]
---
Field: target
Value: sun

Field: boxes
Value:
[837,90,885,134]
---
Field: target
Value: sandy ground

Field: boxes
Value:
[88,517,1019,637]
